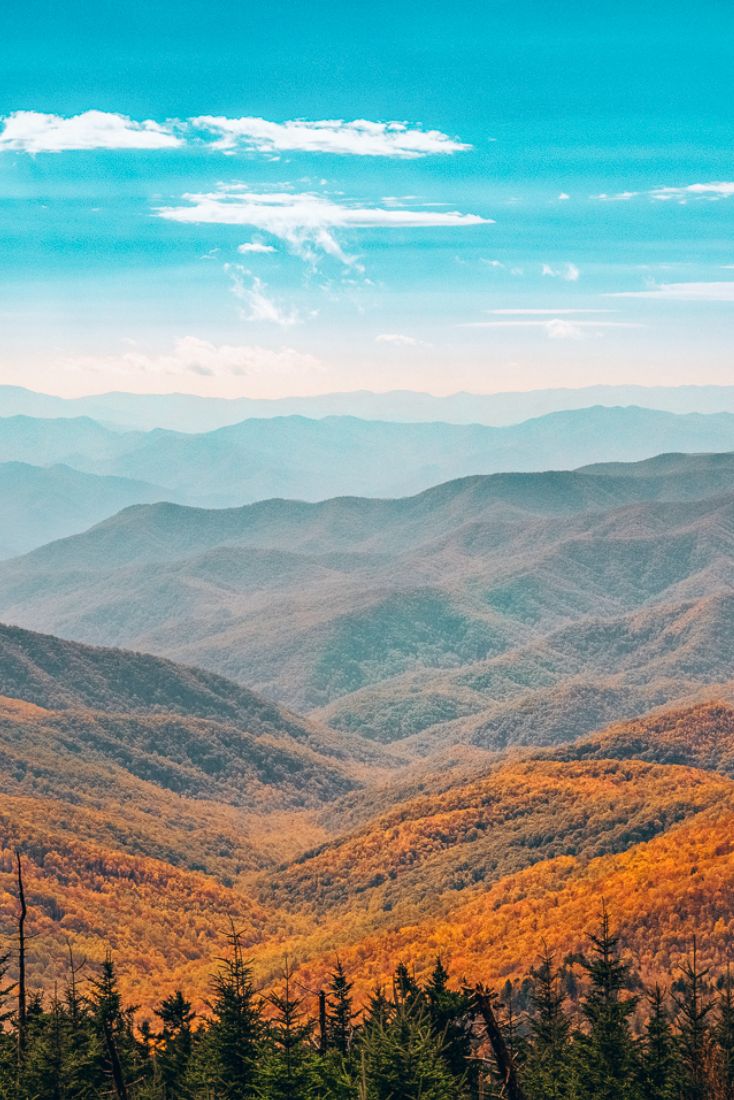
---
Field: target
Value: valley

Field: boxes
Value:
[0,444,733,1015]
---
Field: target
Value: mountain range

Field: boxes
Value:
[5,382,734,430]
[2,423,734,1012]
[1,451,732,757]
[4,404,734,556]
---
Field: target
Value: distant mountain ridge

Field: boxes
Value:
[2,406,734,526]
[5,383,734,430]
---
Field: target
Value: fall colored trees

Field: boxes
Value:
[3,881,734,1099]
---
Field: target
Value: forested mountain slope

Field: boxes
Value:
[1,455,732,751]
[1,625,734,1015]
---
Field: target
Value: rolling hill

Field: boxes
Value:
[2,624,734,1015]
[1,453,732,752]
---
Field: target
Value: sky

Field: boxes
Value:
[1,0,733,398]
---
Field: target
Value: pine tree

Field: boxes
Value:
[360,997,464,1100]
[425,957,473,1083]
[19,988,70,1100]
[87,953,139,1100]
[327,960,358,1058]
[198,924,263,1099]
[393,961,423,1008]
[641,985,677,1100]
[154,990,195,1098]
[716,967,734,1100]
[673,938,713,1100]
[524,947,572,1100]
[362,985,392,1033]
[574,906,640,1100]
[262,958,317,1100]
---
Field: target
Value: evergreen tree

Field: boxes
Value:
[262,958,317,1100]
[425,957,473,1083]
[360,997,465,1100]
[641,985,677,1100]
[362,985,391,1033]
[326,960,357,1058]
[197,925,263,1099]
[574,906,640,1100]
[716,967,734,1100]
[673,938,713,1100]
[87,953,142,1100]
[154,990,195,1098]
[524,947,572,1100]
[393,961,423,1007]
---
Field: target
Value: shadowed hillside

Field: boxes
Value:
[0,461,168,559]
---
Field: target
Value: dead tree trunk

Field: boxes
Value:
[16,852,27,1073]
[318,988,328,1054]
[473,987,527,1100]
[103,1019,129,1100]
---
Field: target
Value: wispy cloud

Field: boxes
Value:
[0,110,181,152]
[593,191,639,202]
[158,187,490,264]
[541,262,580,282]
[650,182,734,202]
[189,116,470,157]
[611,281,734,301]
[488,308,613,315]
[225,266,299,325]
[67,336,322,378]
[375,333,428,347]
[463,318,640,340]
[594,182,734,203]
[237,241,277,254]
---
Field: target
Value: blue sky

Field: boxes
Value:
[1,0,733,397]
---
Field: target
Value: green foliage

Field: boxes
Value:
[573,907,641,1100]
[358,996,464,1100]
[524,947,573,1100]
[194,927,263,1099]
[642,985,678,1100]
[5,896,734,1100]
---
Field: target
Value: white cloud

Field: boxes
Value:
[611,281,734,301]
[488,308,613,315]
[375,333,427,347]
[190,116,470,157]
[158,187,490,264]
[463,319,641,340]
[68,336,322,379]
[593,191,639,202]
[0,109,472,160]
[650,182,734,202]
[594,182,734,204]
[237,241,277,254]
[225,266,299,325]
[0,110,181,152]
[541,262,580,282]
[558,192,571,201]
